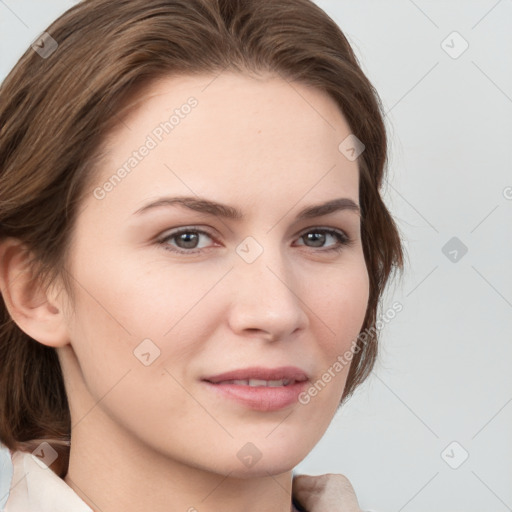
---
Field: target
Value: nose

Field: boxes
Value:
[227,242,309,342]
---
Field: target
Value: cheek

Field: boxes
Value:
[64,286,198,432]
[335,272,369,349]
[308,257,369,350]
[64,261,211,397]
[309,262,368,394]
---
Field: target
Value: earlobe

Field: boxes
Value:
[0,237,70,348]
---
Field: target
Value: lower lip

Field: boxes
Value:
[202,380,309,411]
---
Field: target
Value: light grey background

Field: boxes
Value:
[0,1,511,511]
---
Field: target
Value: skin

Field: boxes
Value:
[0,72,368,512]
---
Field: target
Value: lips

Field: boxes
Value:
[202,366,309,411]
[203,366,309,385]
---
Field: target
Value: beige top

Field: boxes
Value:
[4,450,93,512]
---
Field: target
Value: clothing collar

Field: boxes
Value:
[5,450,93,512]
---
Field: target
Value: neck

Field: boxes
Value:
[64,409,296,512]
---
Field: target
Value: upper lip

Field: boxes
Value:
[203,366,309,384]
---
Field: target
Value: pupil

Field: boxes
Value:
[179,233,198,248]
[307,232,325,247]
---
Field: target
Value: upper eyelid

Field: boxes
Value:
[159,224,348,235]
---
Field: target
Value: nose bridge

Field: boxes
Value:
[228,234,308,338]
[235,234,293,295]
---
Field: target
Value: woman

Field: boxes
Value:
[0,0,404,511]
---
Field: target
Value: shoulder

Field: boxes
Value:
[292,472,362,512]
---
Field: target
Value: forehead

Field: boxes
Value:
[102,71,355,159]
[86,72,360,220]
[115,71,347,128]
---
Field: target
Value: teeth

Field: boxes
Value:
[225,379,291,387]
[249,379,268,387]
[232,379,249,385]
[267,380,285,387]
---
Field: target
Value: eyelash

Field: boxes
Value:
[156,226,354,255]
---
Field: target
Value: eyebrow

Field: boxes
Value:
[133,195,360,220]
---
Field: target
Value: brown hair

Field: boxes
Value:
[0,0,404,476]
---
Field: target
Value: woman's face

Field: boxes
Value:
[57,72,369,476]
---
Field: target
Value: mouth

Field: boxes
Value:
[210,378,296,387]
[202,366,309,411]
[203,366,309,384]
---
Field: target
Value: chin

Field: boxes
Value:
[209,440,311,479]
[222,458,301,480]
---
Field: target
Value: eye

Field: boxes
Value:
[294,228,352,253]
[157,227,216,254]
[156,226,353,255]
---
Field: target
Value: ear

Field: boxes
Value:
[0,237,70,347]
